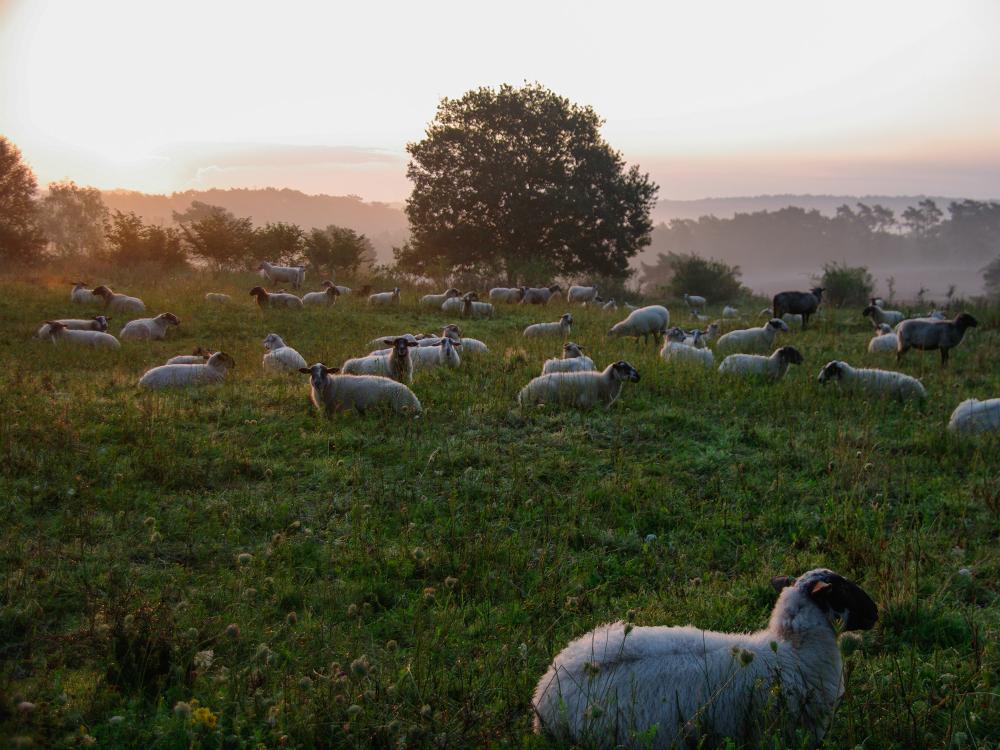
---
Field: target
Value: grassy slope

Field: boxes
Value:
[1,274,997,749]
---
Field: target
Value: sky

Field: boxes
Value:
[1,0,999,202]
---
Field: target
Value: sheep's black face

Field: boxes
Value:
[862,305,876,317]
[393,338,416,358]
[163,313,180,325]
[562,314,573,325]
[781,347,804,365]
[93,316,109,331]
[300,363,335,387]
[614,361,640,382]
[769,318,790,332]
[818,361,843,384]
[250,287,266,297]
[956,313,978,329]
[811,287,826,300]
[774,569,878,632]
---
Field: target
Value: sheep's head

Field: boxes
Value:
[549,284,562,293]
[817,360,846,384]
[954,312,978,329]
[666,327,686,343]
[325,286,340,298]
[193,346,214,358]
[706,323,721,337]
[299,362,338,387]
[91,285,112,299]
[768,318,791,333]
[777,346,804,366]
[445,288,460,298]
[263,333,284,351]
[208,352,236,371]
[611,361,640,383]
[810,287,825,300]
[876,323,892,334]
[442,324,462,340]
[92,316,110,331]
[772,569,878,633]
[560,313,573,326]
[321,280,335,288]
[563,342,585,358]
[256,262,269,271]
[392,287,401,295]
[862,305,877,318]
[249,286,267,297]
[158,313,181,326]
[384,337,418,358]
[73,281,88,289]
[45,320,68,334]
[462,291,479,301]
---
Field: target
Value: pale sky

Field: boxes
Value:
[2,0,999,201]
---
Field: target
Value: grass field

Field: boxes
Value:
[1,273,998,749]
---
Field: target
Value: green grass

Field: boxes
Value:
[1,272,998,749]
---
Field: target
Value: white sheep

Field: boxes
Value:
[70,282,101,305]
[489,287,526,303]
[862,304,905,327]
[42,320,120,349]
[947,398,1000,435]
[759,308,803,327]
[322,280,352,296]
[718,346,804,380]
[521,285,563,305]
[204,292,231,303]
[37,316,111,339]
[722,305,740,318]
[421,287,461,307]
[524,313,573,338]
[91,285,145,313]
[165,347,214,365]
[120,312,181,341]
[567,285,599,304]
[302,286,340,306]
[683,293,706,312]
[368,287,401,306]
[660,338,715,369]
[342,337,416,383]
[299,363,422,415]
[867,323,898,354]
[249,286,304,309]
[457,337,488,355]
[518,361,640,409]
[366,333,420,350]
[542,342,596,374]
[443,291,493,318]
[715,319,790,355]
[258,261,305,288]
[409,336,461,371]
[262,333,308,374]
[139,352,235,389]
[532,569,878,749]
[817,360,926,401]
[601,298,618,311]
[607,305,670,343]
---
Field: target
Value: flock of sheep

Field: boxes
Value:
[30,266,997,747]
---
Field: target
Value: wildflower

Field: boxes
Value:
[347,704,362,717]
[225,623,241,640]
[237,553,252,566]
[385,639,398,652]
[173,701,192,719]
[286,611,298,626]
[194,650,214,670]
[420,704,432,719]
[347,604,358,618]
[444,576,458,589]
[191,706,218,729]
[350,655,370,677]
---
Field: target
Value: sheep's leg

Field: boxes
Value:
[941,348,949,367]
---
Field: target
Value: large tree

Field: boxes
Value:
[174,202,255,270]
[405,83,658,282]
[0,136,46,263]
[105,210,187,269]
[253,221,305,266]
[304,225,374,276]
[38,180,108,258]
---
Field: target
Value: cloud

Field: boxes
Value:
[160,143,405,173]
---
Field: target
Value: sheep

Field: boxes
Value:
[368,287,401,306]
[409,336,461,371]
[683,293,706,312]
[420,287,461,307]
[367,333,419,350]
[661,337,715,369]
[41,320,120,349]
[759,308,803,327]
[924,309,948,320]
[818,360,926,400]
[607,305,670,344]
[139,352,235,390]
[567,285,599,304]
[947,398,1000,435]
[37,316,110,339]
[205,292,231,303]
[532,568,878,749]
[624,302,637,311]
[342,336,416,383]
[457,337,488,355]
[542,342,596,374]
[120,312,181,341]
[258,261,305,288]
[165,347,214,365]
[489,286,526,303]
[70,282,101,305]
[601,298,618,311]
[518,361,640,409]
[262,333,308,374]
[682,324,719,348]
[772,287,824,329]
[867,323,898,354]
[302,286,340,306]
[715,319,790,355]
[321,280,352,296]
[862,304,905,328]
[718,346,804,380]
[896,313,978,366]
[299,363,421,415]
[521,285,562,305]
[442,291,493,318]
[249,286,304,309]
[524,313,573,338]
[870,297,885,308]
[722,305,740,318]
[91,285,145,313]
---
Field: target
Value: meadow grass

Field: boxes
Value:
[1,272,997,748]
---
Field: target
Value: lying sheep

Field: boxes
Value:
[120,312,181,341]
[42,320,120,349]
[321,280,352,296]
[722,305,739,318]
[166,347,214,365]
[367,333,419,350]
[661,330,715,368]
[139,352,235,389]
[718,346,803,380]
[249,286,304,309]
[715,318,789,355]
[601,298,618,311]
[410,336,461,371]
[772,287,824,329]
[608,305,670,344]
[421,287,461,307]
[302,286,340,306]
[91,285,145,313]
[532,568,877,749]
[521,285,562,305]
[683,293,706,312]
[760,307,803,327]
[71,282,101,305]
[299,363,422,415]
[818,360,926,401]
[542,342,596,374]
[868,323,898,354]
[948,398,1000,435]
[368,287,401,306]
[262,333,308,374]
[205,292,231,303]
[863,304,904,327]
[37,316,110,339]
[342,336,416,383]
[519,360,640,409]
[567,285,599,304]
[258,261,305,289]
[489,286,526,303]
[896,313,978,366]
[524,313,573,338]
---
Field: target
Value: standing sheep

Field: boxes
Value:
[542,342,596,374]
[342,337,416,383]
[862,304,904,328]
[420,287,461,307]
[567,285,599,304]
[523,313,573,338]
[299,363,421,415]
[262,333,308,374]
[715,319,789,355]
[302,286,340,306]
[91,285,145,313]
[258,261,305,288]
[718,346,804,380]
[368,287,401,306]
[947,398,1000,435]
[139,352,235,389]
[249,286,304,309]
[519,360,640,409]
[489,287,526,303]
[521,285,562,305]
[818,360,926,401]
[683,293,706,313]
[867,323,898,354]
[120,312,181,341]
[410,336,461,371]
[607,305,670,344]
[771,287,824,329]
[896,313,978,366]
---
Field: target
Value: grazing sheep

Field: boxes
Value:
[489,286,526,303]
[524,313,573,338]
[896,313,978,366]
[299,363,421,415]
[120,312,181,341]
[421,287,461,307]
[542,342,596,374]
[166,347,214,365]
[249,286,304,309]
[342,336,416,383]
[947,398,1000,435]
[601,298,618,311]
[532,569,877,749]
[723,305,739,318]
[42,320,120,349]
[262,333,308,374]
[715,319,790,355]
[37,316,110,339]
[608,305,670,344]
[521,285,562,305]
[70,282,101,305]
[321,280,352,296]
[567,285,599,304]
[91,285,145,313]
[818,360,926,401]
[719,346,804,380]
[868,323,898,354]
[205,292,231,303]
[368,287,401,306]
[258,261,305,289]
[683,293,706,312]
[772,287,824,329]
[518,361,640,409]
[139,352,235,389]
[302,286,340,306]
[410,336,461,371]
[862,304,905,328]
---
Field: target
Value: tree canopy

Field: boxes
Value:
[39,181,108,258]
[405,83,658,282]
[174,202,255,270]
[304,225,373,276]
[0,136,45,263]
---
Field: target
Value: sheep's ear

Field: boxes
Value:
[298,367,311,374]
[771,575,795,592]
[383,338,394,345]
[810,580,832,596]
[406,341,418,347]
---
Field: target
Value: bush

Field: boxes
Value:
[641,252,743,302]
[818,262,874,306]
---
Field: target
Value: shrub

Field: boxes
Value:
[641,252,743,302]
[818,262,874,306]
